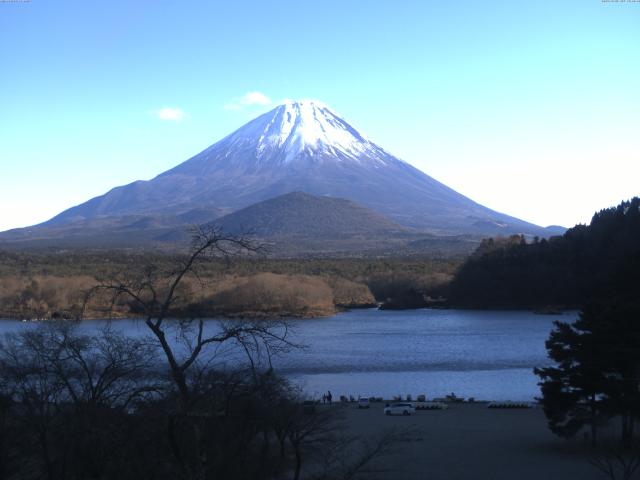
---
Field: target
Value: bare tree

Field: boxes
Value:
[16,322,159,408]
[590,444,640,480]
[280,400,406,480]
[84,226,294,479]
[0,322,161,480]
[0,329,65,480]
[315,428,405,480]
[1,227,403,480]
[285,402,339,480]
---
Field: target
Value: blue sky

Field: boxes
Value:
[1,0,638,231]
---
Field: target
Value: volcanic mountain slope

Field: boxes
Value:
[32,100,560,238]
[0,207,225,248]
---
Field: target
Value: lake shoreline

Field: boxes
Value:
[0,304,577,322]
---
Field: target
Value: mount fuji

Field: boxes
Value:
[2,100,562,250]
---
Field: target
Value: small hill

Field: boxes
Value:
[212,192,407,238]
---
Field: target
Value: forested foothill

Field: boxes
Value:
[448,197,640,310]
[514,198,640,463]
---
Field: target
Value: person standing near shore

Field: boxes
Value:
[327,391,332,405]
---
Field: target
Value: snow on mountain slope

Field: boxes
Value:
[165,99,395,176]
[236,100,390,164]
[36,99,552,237]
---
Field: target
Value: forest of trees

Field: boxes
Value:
[518,199,640,459]
[0,251,457,320]
[448,197,640,309]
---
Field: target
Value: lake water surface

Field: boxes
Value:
[0,308,576,401]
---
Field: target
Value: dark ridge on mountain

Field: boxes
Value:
[11,99,559,243]
[212,192,407,238]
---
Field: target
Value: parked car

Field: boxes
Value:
[384,402,416,416]
[358,397,370,409]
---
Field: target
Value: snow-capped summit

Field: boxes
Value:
[253,100,386,164]
[194,99,393,167]
[38,99,552,237]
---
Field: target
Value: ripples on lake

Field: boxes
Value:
[0,308,576,401]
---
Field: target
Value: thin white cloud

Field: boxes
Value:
[156,107,186,121]
[223,103,242,111]
[240,91,271,106]
[224,91,272,111]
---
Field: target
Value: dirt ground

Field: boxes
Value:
[335,402,609,480]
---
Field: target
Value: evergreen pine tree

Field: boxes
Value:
[536,300,640,447]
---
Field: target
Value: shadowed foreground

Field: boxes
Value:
[338,402,604,480]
